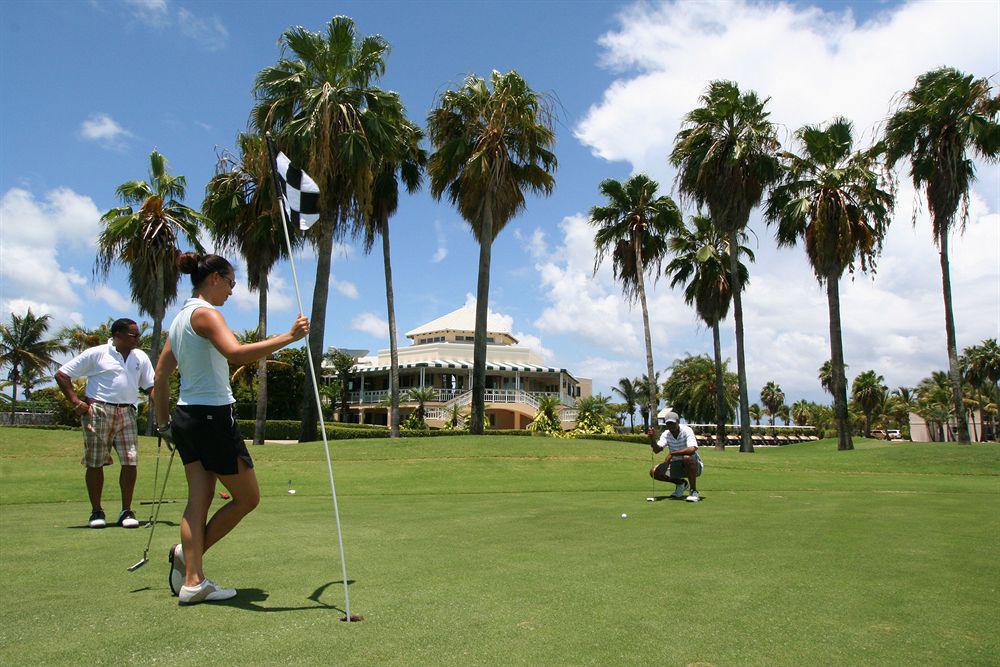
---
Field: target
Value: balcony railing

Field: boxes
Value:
[349,388,564,405]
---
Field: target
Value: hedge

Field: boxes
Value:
[571,433,649,444]
[0,423,78,431]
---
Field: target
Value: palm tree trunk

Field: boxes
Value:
[253,274,268,447]
[299,224,335,443]
[147,260,166,436]
[471,204,494,435]
[711,320,726,450]
[939,232,970,443]
[729,231,753,453]
[826,276,854,451]
[381,218,400,438]
[9,365,18,424]
[634,232,658,432]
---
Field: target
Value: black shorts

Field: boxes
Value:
[171,404,253,475]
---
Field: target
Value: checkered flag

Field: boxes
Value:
[274,151,320,230]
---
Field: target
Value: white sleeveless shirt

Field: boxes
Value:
[168,297,234,406]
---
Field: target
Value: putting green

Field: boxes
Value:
[1,428,997,665]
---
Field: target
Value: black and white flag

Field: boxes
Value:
[274,152,320,230]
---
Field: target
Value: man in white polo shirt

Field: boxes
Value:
[646,411,702,502]
[55,318,154,528]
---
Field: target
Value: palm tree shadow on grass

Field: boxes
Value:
[214,580,357,613]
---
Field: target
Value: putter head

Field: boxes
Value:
[127,557,148,572]
[646,497,656,502]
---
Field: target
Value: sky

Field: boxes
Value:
[1,0,998,406]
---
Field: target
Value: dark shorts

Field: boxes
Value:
[171,404,253,476]
[652,457,703,481]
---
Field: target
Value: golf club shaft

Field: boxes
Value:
[138,439,175,561]
[146,436,162,524]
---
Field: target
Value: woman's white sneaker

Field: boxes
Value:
[168,544,185,596]
[178,579,236,605]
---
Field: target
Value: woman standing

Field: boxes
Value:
[153,252,308,605]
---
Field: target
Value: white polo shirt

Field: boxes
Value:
[656,424,701,460]
[58,340,154,405]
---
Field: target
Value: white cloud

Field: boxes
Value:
[123,0,169,26]
[351,312,389,340]
[2,298,84,331]
[513,331,554,361]
[330,275,359,300]
[1,187,102,314]
[431,220,448,263]
[177,7,228,51]
[89,285,132,312]
[79,113,132,150]
[226,257,296,315]
[557,0,1000,400]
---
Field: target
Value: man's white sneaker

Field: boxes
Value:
[168,544,185,597]
[88,510,106,528]
[670,481,689,499]
[178,579,236,605]
[686,490,702,502]
[118,509,139,529]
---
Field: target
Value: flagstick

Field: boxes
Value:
[265,132,354,622]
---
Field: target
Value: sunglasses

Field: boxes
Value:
[217,272,237,289]
[118,332,140,339]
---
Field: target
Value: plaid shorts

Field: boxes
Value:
[81,401,138,467]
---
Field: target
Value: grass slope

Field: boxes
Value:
[1,428,997,665]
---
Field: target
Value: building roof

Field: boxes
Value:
[405,303,517,342]
[352,359,568,375]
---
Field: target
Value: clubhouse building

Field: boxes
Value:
[330,304,591,429]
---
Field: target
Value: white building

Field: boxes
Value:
[328,304,591,429]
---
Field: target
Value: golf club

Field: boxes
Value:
[128,435,176,571]
[144,431,163,526]
[646,449,656,502]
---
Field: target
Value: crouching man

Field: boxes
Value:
[646,411,702,502]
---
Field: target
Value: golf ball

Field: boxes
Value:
[621,513,628,519]
[288,489,296,495]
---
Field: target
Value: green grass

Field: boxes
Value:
[1,428,997,665]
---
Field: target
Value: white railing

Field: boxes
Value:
[559,409,578,422]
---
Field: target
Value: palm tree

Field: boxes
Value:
[204,132,302,446]
[59,320,115,353]
[96,150,205,380]
[671,80,782,453]
[527,394,561,433]
[916,371,963,441]
[611,377,639,432]
[760,381,785,426]
[791,399,811,426]
[852,370,888,438]
[427,70,557,434]
[324,349,357,423]
[666,214,752,449]
[574,394,615,433]
[883,67,1000,444]
[0,310,67,422]
[634,373,661,430]
[228,330,291,387]
[252,17,399,443]
[749,403,762,426]
[404,387,436,423]
[776,404,791,427]
[590,174,682,434]
[661,354,738,430]
[358,113,426,438]
[961,340,1000,441]
[766,117,894,451]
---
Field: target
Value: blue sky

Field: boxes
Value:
[1,0,997,404]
